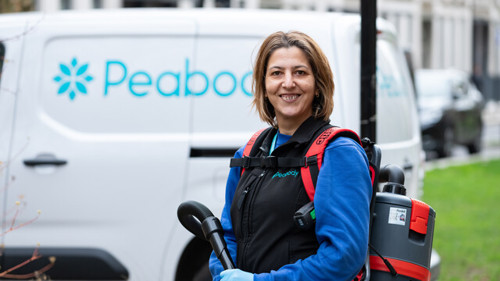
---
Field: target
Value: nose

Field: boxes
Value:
[282,72,295,88]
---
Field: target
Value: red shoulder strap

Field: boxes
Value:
[301,127,362,201]
[241,128,267,175]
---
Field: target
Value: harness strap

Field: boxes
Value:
[240,128,267,175]
[243,129,266,157]
[301,127,362,201]
[230,156,317,169]
[233,126,363,202]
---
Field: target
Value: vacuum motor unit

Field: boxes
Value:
[369,167,436,281]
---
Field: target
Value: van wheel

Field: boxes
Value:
[175,237,212,281]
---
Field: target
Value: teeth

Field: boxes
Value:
[282,95,298,101]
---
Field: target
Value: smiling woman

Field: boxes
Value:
[264,46,316,135]
[208,31,372,281]
[252,31,334,132]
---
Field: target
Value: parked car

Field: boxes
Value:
[415,69,484,158]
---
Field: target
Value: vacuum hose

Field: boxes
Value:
[177,201,235,270]
[378,164,406,195]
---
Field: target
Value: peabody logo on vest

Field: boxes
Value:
[272,169,299,179]
[53,57,253,101]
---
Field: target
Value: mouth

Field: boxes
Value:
[279,94,300,102]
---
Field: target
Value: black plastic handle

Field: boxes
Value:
[379,164,405,185]
[177,201,213,240]
[177,201,235,270]
[403,162,413,171]
[379,164,406,195]
[23,153,67,167]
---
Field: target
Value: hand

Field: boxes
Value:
[220,269,253,281]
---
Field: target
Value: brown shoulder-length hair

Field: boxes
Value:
[252,31,335,127]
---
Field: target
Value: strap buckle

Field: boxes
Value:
[304,156,317,167]
[261,156,277,168]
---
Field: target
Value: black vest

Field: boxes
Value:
[230,117,332,273]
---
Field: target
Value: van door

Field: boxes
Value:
[0,33,24,239]
[6,20,196,280]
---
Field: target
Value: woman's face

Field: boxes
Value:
[265,46,316,130]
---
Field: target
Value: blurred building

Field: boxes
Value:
[2,0,500,100]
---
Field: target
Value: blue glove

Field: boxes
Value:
[220,269,253,281]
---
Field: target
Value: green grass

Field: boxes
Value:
[423,159,500,281]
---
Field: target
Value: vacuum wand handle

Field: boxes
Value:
[202,216,236,269]
[177,201,235,270]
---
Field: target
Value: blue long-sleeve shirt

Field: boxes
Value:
[209,134,372,281]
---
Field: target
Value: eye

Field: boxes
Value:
[295,70,306,75]
[269,70,282,76]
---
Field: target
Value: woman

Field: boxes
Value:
[209,31,372,281]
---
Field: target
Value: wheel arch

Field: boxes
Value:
[175,237,212,281]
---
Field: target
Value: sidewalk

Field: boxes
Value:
[425,145,500,171]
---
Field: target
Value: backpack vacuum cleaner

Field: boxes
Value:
[177,161,436,281]
[368,164,436,281]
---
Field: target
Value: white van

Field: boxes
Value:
[0,9,435,281]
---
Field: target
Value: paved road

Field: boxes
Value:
[425,101,500,170]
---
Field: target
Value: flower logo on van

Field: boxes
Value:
[53,57,93,100]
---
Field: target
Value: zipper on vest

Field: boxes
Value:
[237,170,267,211]
[246,170,267,234]
[237,187,250,210]
[239,170,267,268]
[237,173,259,211]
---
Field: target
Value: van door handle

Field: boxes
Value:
[23,153,67,167]
[403,163,413,171]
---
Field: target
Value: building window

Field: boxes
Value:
[422,19,432,68]
[61,0,72,9]
[123,0,177,8]
[93,0,103,8]
[0,43,4,84]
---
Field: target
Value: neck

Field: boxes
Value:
[276,115,311,135]
[277,123,298,135]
